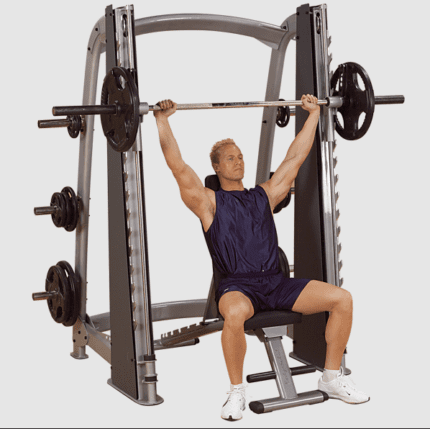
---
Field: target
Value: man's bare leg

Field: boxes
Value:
[218,292,255,385]
[291,280,353,370]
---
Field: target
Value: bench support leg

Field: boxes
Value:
[248,328,329,414]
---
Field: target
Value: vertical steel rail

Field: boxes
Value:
[312,4,341,289]
[311,3,346,371]
[113,6,161,405]
[255,14,297,185]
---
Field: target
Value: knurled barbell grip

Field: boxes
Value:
[32,291,57,301]
[148,99,331,111]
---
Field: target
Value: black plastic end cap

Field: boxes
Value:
[249,401,265,414]
[319,390,330,401]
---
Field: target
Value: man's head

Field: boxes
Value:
[210,139,245,182]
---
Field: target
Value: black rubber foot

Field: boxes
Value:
[318,390,330,401]
[249,401,265,414]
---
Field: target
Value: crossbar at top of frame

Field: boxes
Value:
[93,13,293,51]
[135,14,290,49]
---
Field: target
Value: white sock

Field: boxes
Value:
[231,383,246,390]
[322,368,340,383]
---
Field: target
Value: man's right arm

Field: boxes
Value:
[155,100,213,218]
[284,96,320,165]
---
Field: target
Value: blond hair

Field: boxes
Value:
[210,139,237,168]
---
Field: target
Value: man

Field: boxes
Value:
[154,96,369,421]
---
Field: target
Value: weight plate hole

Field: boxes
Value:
[358,112,365,129]
[114,75,126,91]
[56,307,63,319]
[355,73,365,91]
[337,113,344,129]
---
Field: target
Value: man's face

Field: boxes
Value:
[216,145,245,180]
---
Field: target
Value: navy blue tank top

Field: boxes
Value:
[201,186,279,276]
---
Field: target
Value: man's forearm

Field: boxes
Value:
[156,116,185,172]
[285,111,320,164]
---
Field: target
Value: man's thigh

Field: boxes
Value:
[291,280,351,315]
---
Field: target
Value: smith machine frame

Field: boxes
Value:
[36,3,359,409]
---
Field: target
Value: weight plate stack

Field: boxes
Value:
[45,264,71,324]
[61,187,79,232]
[45,187,79,232]
[50,192,67,228]
[57,261,80,327]
[40,262,80,327]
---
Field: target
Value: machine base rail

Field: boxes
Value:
[247,364,316,383]
[249,390,329,414]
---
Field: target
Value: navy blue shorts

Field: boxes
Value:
[215,272,312,314]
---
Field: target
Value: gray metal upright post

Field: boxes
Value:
[71,15,107,361]
[105,5,162,406]
[291,3,348,374]
[255,14,296,185]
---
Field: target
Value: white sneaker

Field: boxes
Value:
[221,385,247,421]
[318,367,370,404]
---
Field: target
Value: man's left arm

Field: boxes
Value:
[260,94,320,211]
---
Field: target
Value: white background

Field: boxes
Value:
[2,0,429,427]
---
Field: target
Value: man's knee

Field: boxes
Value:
[219,292,254,325]
[335,289,353,312]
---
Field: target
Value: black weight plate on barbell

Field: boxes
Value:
[331,62,375,141]
[50,192,66,228]
[67,115,81,139]
[45,265,70,324]
[61,188,73,231]
[70,191,79,232]
[57,261,80,327]
[50,193,60,227]
[62,187,79,232]
[276,99,291,128]
[100,67,140,152]
[58,192,69,229]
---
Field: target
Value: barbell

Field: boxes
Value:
[38,63,405,151]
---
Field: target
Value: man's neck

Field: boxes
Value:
[220,180,245,192]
